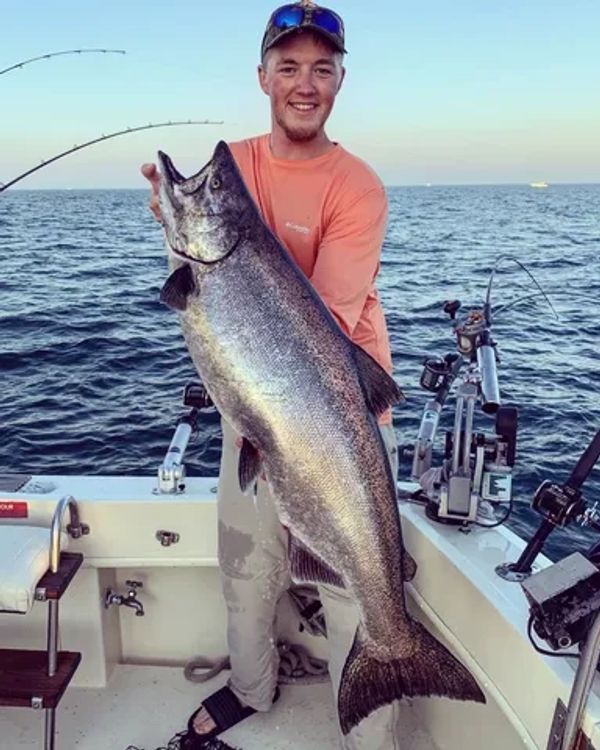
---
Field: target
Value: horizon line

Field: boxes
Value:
[5,180,600,192]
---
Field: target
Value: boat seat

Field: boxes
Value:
[0,526,68,613]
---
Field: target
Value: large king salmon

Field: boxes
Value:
[157,140,484,733]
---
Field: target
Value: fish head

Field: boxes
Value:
[157,141,249,264]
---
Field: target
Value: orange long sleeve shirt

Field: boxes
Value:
[229,134,394,423]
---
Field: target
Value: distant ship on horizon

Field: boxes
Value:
[530,181,549,188]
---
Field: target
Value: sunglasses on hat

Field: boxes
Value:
[271,3,343,35]
[262,3,346,57]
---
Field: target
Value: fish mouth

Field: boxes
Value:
[164,213,231,264]
[169,243,196,263]
[157,149,222,263]
[165,212,247,266]
[157,150,186,187]
[167,235,243,266]
[158,149,212,196]
[157,146,248,265]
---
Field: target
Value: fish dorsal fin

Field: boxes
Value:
[352,344,404,416]
[160,264,196,311]
[288,534,345,588]
[238,437,262,493]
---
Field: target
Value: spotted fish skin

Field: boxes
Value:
[157,141,485,734]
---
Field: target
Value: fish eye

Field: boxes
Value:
[210,175,222,190]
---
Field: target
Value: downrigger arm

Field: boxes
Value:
[411,296,518,526]
[409,256,557,527]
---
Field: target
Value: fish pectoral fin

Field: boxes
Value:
[353,344,405,416]
[288,534,345,588]
[159,263,196,311]
[238,438,262,493]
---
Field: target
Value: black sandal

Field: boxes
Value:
[182,685,280,748]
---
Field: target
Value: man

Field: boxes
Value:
[142,3,401,747]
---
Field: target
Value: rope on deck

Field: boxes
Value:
[184,640,329,685]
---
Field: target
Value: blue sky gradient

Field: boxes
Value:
[1,0,599,187]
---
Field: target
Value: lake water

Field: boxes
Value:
[1,183,599,560]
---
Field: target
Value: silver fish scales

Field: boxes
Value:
[157,140,485,733]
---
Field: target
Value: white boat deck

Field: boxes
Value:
[3,475,600,749]
[1,664,437,750]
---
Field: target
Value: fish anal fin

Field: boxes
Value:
[289,534,344,588]
[160,263,196,311]
[238,437,262,493]
[353,344,405,417]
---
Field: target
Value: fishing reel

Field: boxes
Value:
[497,429,600,581]
[516,431,600,731]
[412,297,518,526]
[449,300,501,415]
[419,352,462,392]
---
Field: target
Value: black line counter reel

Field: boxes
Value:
[411,292,518,527]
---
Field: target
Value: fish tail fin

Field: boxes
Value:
[338,623,485,735]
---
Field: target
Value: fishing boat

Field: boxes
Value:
[2,41,597,750]
[530,181,549,189]
[2,429,600,750]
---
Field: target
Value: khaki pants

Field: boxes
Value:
[217,419,402,749]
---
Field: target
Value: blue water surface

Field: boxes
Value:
[1,184,599,560]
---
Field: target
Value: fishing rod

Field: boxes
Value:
[485,254,559,321]
[0,120,224,192]
[500,430,600,750]
[0,48,126,77]
[497,429,600,581]
[409,255,557,527]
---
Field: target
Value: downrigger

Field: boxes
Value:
[410,299,517,525]
[409,256,555,527]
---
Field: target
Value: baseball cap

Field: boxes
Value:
[261,2,347,59]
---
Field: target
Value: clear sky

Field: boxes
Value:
[1,0,599,188]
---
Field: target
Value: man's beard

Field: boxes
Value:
[276,113,321,143]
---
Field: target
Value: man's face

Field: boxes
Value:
[258,32,345,143]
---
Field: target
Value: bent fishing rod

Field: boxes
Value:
[0,48,126,77]
[0,120,224,192]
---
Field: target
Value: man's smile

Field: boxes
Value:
[289,102,318,112]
